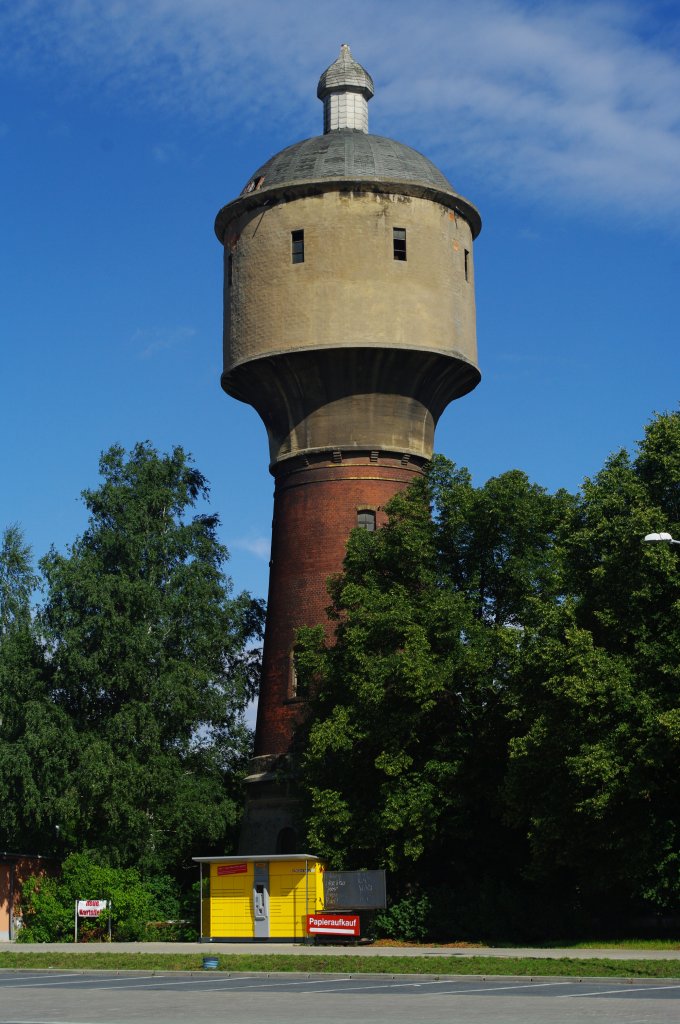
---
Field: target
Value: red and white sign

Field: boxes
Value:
[306,914,360,937]
[77,900,108,918]
[216,863,248,876]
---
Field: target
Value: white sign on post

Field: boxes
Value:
[74,900,112,942]
[77,900,108,918]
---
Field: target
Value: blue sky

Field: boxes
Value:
[2,0,679,603]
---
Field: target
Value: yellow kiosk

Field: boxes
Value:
[193,855,325,941]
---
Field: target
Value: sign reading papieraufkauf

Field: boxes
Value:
[306,914,360,937]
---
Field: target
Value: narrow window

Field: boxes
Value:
[464,249,470,282]
[227,253,233,286]
[288,649,307,699]
[291,229,304,264]
[393,227,407,261]
[357,509,376,532]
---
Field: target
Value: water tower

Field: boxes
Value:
[215,46,481,852]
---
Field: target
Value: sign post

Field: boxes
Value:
[199,861,203,940]
[304,858,309,945]
[74,900,111,943]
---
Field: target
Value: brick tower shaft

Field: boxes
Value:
[254,452,424,759]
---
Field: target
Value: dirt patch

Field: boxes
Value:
[372,939,485,948]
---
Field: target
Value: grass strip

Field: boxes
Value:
[549,939,680,950]
[376,938,680,951]
[0,952,678,979]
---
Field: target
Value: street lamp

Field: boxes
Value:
[643,532,680,546]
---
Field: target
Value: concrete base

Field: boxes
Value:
[238,756,302,855]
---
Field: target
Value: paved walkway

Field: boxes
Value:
[3,941,680,960]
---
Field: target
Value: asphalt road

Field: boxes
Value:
[1,970,679,1024]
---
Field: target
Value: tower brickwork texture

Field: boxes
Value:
[215,45,481,853]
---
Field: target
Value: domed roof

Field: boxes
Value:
[215,46,481,240]
[317,43,374,100]
[246,130,454,194]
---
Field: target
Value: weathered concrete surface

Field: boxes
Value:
[223,191,479,465]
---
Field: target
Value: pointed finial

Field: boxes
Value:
[317,45,374,134]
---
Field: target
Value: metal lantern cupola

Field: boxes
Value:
[317,43,375,133]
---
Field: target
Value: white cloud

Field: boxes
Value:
[132,326,196,359]
[151,142,177,163]
[231,536,271,560]
[2,1,680,219]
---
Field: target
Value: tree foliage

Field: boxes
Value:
[0,525,38,635]
[17,852,189,943]
[296,411,680,937]
[0,525,72,856]
[505,411,680,915]
[0,443,264,874]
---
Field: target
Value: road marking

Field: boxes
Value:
[83,973,358,992]
[0,974,93,987]
[441,980,574,995]
[558,983,680,999]
[322,978,574,994]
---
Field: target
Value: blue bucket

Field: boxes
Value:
[202,956,219,970]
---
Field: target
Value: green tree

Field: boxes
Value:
[36,443,264,873]
[296,460,569,927]
[0,524,37,633]
[0,526,76,854]
[505,411,680,914]
[296,411,680,936]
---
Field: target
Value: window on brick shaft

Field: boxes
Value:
[289,650,306,699]
[357,509,376,532]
